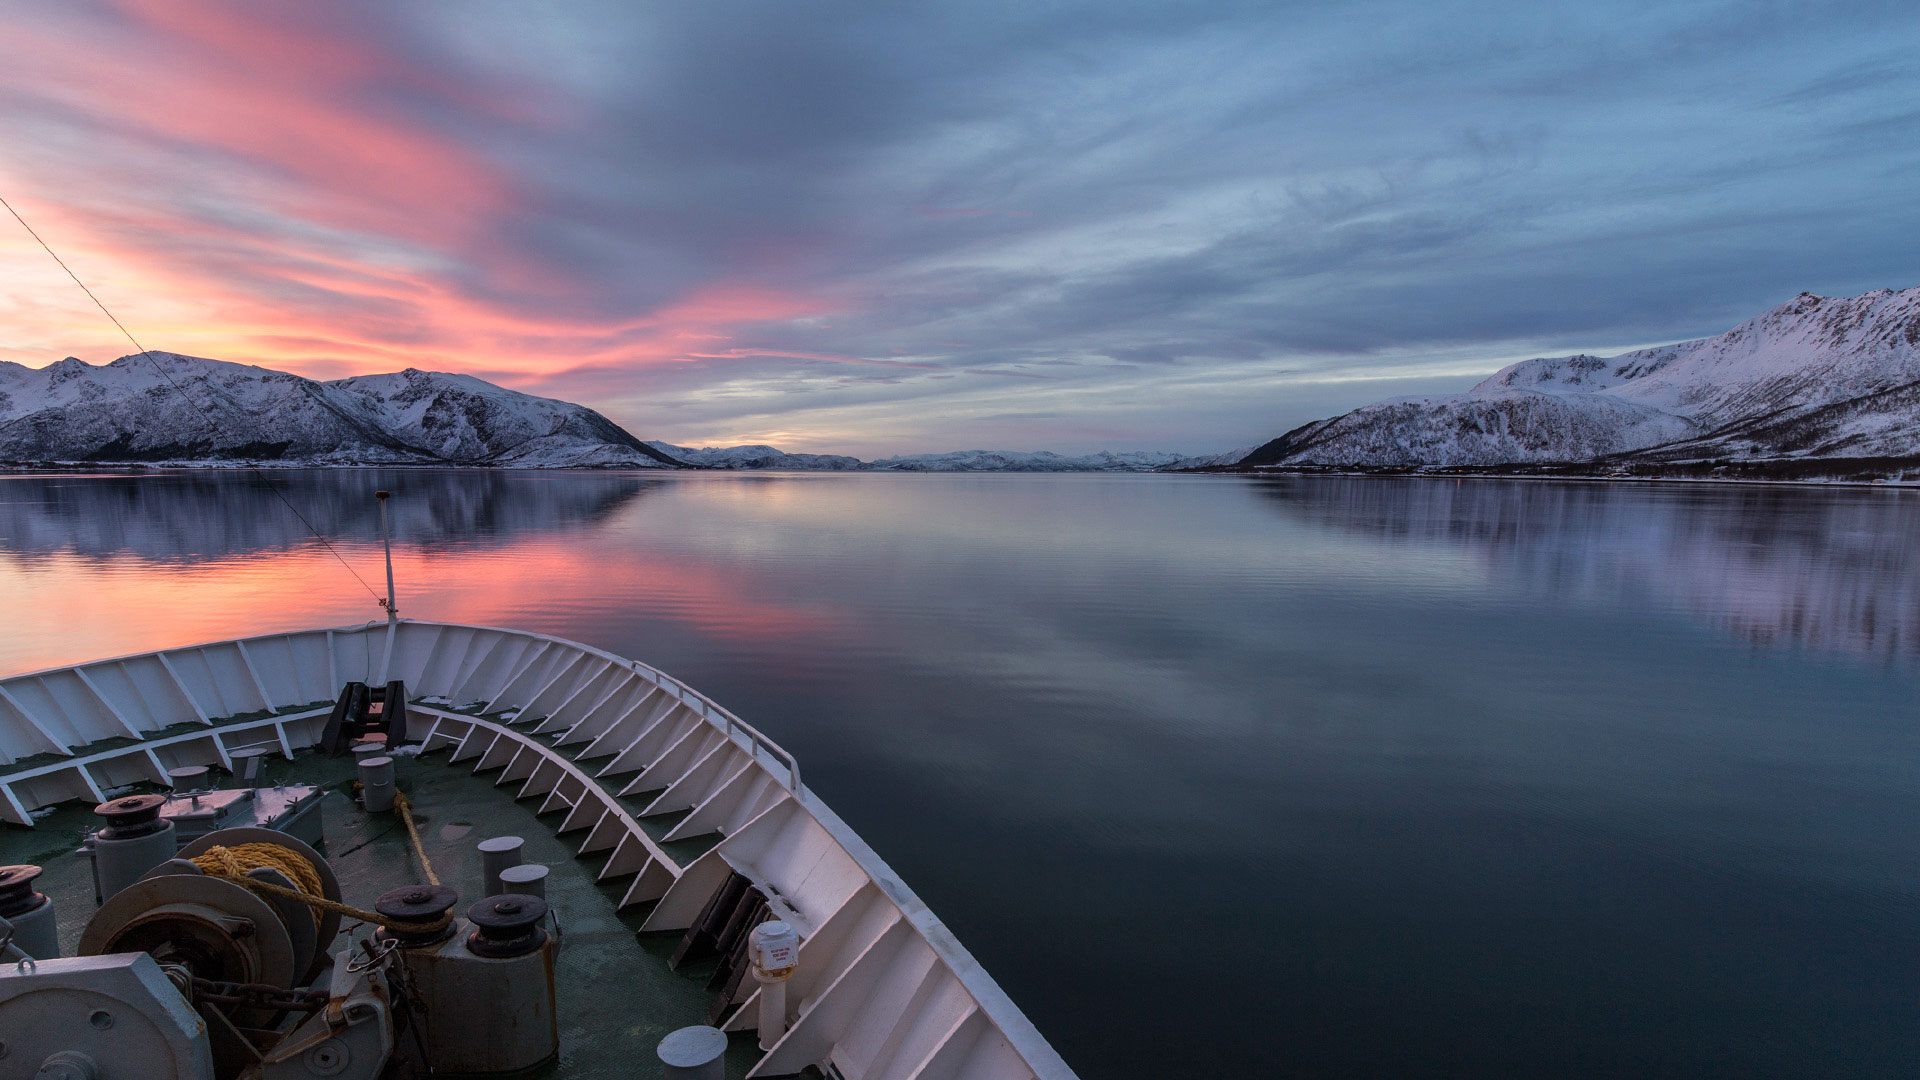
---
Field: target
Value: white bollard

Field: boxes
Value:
[748,920,799,1051]
[478,836,524,897]
[230,747,270,788]
[499,863,548,900]
[358,755,396,813]
[167,765,208,790]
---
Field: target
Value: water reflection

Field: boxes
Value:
[4,471,1916,662]
[0,469,658,560]
[1251,476,1920,658]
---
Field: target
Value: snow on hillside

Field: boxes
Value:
[1170,446,1255,469]
[0,353,684,468]
[1244,288,1920,468]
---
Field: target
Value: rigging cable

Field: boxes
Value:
[1,192,387,609]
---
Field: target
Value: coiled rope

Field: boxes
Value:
[189,790,447,934]
[189,843,325,933]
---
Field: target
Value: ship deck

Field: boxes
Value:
[0,743,786,1079]
[0,621,1073,1080]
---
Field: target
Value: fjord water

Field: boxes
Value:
[3,471,1916,1078]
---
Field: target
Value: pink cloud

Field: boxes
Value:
[0,4,863,402]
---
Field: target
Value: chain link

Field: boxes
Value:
[190,977,329,1013]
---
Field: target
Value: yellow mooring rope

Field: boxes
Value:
[189,843,325,933]
[189,791,447,934]
[393,791,439,887]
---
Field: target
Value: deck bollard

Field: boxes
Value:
[230,746,270,788]
[657,1025,727,1080]
[499,862,548,900]
[358,755,396,813]
[167,766,209,807]
[479,836,524,896]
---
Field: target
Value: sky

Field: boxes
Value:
[0,1,1916,457]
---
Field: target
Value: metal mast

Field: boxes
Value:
[376,489,398,623]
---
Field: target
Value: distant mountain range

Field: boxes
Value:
[1238,288,1920,474]
[0,352,1220,471]
[646,443,1241,472]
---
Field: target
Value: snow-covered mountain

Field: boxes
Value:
[1168,446,1256,469]
[1241,288,1920,469]
[0,353,687,468]
[645,444,1201,472]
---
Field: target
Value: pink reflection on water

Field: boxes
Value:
[0,536,842,677]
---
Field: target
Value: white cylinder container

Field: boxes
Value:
[749,920,799,1050]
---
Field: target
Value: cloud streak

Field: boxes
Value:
[0,0,1915,455]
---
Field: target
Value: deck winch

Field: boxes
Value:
[86,794,179,903]
[374,888,560,1075]
[4,775,562,1080]
[3,824,357,1079]
[83,780,326,907]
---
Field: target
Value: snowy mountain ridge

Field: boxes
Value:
[1242,288,1920,469]
[0,352,686,468]
[645,443,1204,472]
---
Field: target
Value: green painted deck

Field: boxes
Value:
[0,743,803,1079]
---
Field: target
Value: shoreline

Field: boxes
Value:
[1187,453,1920,489]
[3,458,1919,489]
[1189,467,1920,490]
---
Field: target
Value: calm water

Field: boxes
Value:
[3,471,1917,1077]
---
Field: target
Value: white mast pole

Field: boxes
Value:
[376,489,398,623]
